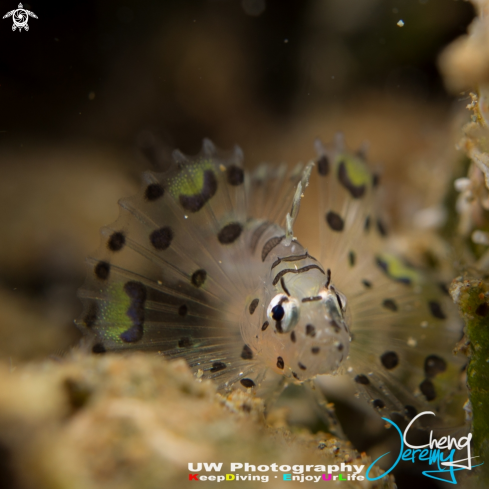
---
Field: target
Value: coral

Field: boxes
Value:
[440,2,489,485]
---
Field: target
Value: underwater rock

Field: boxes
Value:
[0,353,394,489]
[439,0,489,92]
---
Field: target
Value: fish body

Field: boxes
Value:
[76,137,465,424]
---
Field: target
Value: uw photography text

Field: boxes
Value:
[188,412,482,484]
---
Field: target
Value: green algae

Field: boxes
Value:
[451,278,489,484]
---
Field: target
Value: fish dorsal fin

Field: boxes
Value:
[284,161,314,246]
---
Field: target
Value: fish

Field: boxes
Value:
[76,135,466,426]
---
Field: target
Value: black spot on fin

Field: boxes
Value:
[179,170,218,212]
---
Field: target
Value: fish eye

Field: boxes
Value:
[267,294,300,333]
[271,304,285,321]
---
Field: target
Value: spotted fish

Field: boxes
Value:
[76,136,465,424]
